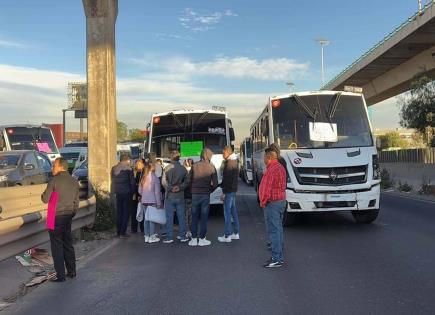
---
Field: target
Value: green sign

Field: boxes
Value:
[180,141,203,157]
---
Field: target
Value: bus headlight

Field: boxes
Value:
[372,154,380,180]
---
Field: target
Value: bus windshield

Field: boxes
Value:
[272,94,373,149]
[5,127,59,154]
[150,112,227,157]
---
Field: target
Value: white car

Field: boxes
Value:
[60,146,87,172]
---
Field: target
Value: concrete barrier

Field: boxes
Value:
[0,184,96,261]
[381,163,435,189]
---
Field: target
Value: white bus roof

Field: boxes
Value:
[151,108,227,117]
[0,124,52,129]
[270,90,363,101]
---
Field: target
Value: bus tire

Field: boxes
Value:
[351,209,379,224]
[283,210,297,227]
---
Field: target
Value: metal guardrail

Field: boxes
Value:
[322,1,434,90]
[0,184,96,261]
[379,148,435,164]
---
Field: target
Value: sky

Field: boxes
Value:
[0,0,426,142]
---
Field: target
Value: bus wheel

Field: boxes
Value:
[351,209,379,224]
[283,211,297,227]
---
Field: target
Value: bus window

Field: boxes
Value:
[5,127,59,154]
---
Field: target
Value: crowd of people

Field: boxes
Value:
[111,143,287,268]
[40,143,287,284]
[110,146,240,248]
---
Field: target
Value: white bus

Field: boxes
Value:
[239,137,253,185]
[0,124,60,162]
[147,108,235,204]
[250,91,381,225]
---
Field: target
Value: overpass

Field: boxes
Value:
[323,2,435,105]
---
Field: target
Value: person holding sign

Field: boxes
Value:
[41,157,79,282]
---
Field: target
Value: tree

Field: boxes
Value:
[129,128,147,142]
[378,131,409,150]
[399,76,435,146]
[117,121,128,142]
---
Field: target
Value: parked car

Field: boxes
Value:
[72,159,88,199]
[0,150,52,187]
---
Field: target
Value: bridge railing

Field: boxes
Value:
[0,184,96,261]
[322,1,434,90]
[379,148,435,164]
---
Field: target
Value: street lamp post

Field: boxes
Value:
[286,82,295,93]
[316,38,330,87]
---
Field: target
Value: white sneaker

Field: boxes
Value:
[198,238,211,246]
[218,235,232,243]
[163,239,174,244]
[230,233,240,240]
[188,238,198,246]
[148,236,160,243]
[186,231,192,238]
[144,235,149,243]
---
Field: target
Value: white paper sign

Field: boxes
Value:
[309,122,338,142]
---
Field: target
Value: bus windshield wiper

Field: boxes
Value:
[328,92,342,119]
[192,111,209,131]
[292,95,316,119]
[169,112,185,130]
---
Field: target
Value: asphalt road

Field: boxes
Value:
[4,182,435,315]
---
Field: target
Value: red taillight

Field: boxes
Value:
[153,117,160,124]
[6,129,13,134]
[272,99,281,108]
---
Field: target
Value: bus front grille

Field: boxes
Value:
[295,165,367,186]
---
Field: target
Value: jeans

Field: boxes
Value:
[144,220,156,237]
[223,192,239,237]
[165,198,187,240]
[49,214,76,280]
[116,193,132,236]
[191,194,210,239]
[185,199,192,232]
[265,200,286,262]
[264,209,270,244]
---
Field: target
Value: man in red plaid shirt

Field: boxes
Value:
[259,147,287,268]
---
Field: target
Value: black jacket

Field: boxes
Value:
[190,154,218,195]
[221,156,239,193]
[111,162,135,195]
[41,171,79,217]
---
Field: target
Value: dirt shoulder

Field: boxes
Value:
[0,229,117,312]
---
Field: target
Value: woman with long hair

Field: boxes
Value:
[132,158,145,234]
[138,162,162,243]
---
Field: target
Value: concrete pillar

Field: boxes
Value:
[83,0,118,193]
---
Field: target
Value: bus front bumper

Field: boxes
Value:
[285,184,380,212]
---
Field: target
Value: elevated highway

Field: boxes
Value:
[323,3,435,105]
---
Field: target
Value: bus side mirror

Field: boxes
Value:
[375,136,382,150]
[229,128,235,141]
